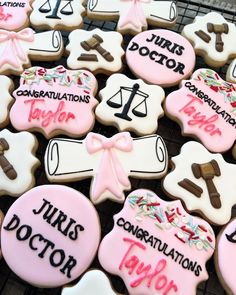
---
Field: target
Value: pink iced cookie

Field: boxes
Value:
[0,0,31,31]
[165,68,236,153]
[1,185,100,287]
[99,189,215,295]
[10,66,98,138]
[215,218,236,294]
[126,29,195,87]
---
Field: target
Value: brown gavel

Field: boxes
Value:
[0,138,17,180]
[80,34,114,62]
[207,23,229,52]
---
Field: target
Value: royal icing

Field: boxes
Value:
[182,12,236,67]
[95,74,165,136]
[163,141,236,225]
[0,129,39,197]
[9,66,98,138]
[61,270,118,295]
[165,68,236,153]
[0,75,13,128]
[226,58,236,84]
[87,0,177,35]
[1,185,100,287]
[0,29,63,75]
[99,189,215,295]
[66,28,124,74]
[0,0,31,30]
[44,132,168,204]
[126,29,195,87]
[0,210,4,258]
[215,218,236,294]
[30,0,85,31]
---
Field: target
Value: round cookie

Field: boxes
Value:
[99,189,215,295]
[1,185,101,288]
[126,29,195,87]
[0,210,4,258]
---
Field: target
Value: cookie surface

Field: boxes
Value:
[10,66,98,138]
[226,58,236,83]
[0,75,14,128]
[87,0,177,35]
[182,12,236,67]
[95,73,165,136]
[163,141,236,225]
[165,68,236,153]
[1,185,100,287]
[126,29,195,87]
[99,189,215,295]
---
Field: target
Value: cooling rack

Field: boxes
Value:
[0,0,235,294]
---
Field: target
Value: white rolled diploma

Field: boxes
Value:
[44,134,168,182]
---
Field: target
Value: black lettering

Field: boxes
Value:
[60,255,77,278]
[3,214,20,231]
[50,249,65,267]
[16,225,32,241]
[128,42,139,51]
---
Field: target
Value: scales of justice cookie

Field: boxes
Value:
[62,270,119,295]
[0,76,14,128]
[30,0,85,31]
[182,12,236,67]
[95,74,165,136]
[1,185,100,287]
[126,29,195,87]
[66,28,124,75]
[163,141,236,226]
[0,0,31,31]
[9,66,98,139]
[0,29,63,75]
[0,129,39,197]
[87,0,177,35]
[44,132,168,204]
[99,189,215,295]
[165,68,236,153]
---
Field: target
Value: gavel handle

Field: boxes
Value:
[95,44,114,62]
[205,178,221,209]
[0,154,17,180]
[215,33,224,52]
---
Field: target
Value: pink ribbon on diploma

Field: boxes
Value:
[119,0,151,30]
[86,132,133,201]
[0,28,35,69]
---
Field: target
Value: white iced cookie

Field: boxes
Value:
[61,270,119,295]
[66,29,124,75]
[30,0,85,31]
[163,141,236,226]
[226,58,236,83]
[0,76,14,128]
[87,0,177,35]
[95,74,165,136]
[182,12,236,67]
[0,129,39,197]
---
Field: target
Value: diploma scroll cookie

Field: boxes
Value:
[95,73,165,136]
[66,28,124,75]
[10,66,98,138]
[98,189,215,295]
[182,12,236,67]
[30,0,85,31]
[87,0,177,35]
[0,75,14,128]
[44,132,168,204]
[163,141,236,226]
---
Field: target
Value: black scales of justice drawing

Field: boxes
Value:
[106,83,149,121]
[39,0,73,19]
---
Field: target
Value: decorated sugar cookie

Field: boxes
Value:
[0,0,31,31]
[44,132,168,204]
[165,68,236,153]
[95,74,165,136]
[0,76,14,128]
[30,0,85,31]
[126,29,195,87]
[182,12,236,67]
[62,270,119,295]
[0,210,4,258]
[66,29,124,75]
[215,218,236,295]
[99,189,215,295]
[226,58,236,84]
[10,66,98,138]
[87,0,177,35]
[0,129,39,197]
[0,29,63,75]
[163,141,236,225]
[1,185,100,287]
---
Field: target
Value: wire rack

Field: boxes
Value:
[0,0,236,294]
